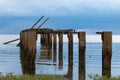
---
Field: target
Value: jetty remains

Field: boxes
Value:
[3,16,112,80]
[19,28,112,80]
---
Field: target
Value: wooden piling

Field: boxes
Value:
[48,33,52,59]
[58,32,63,69]
[67,31,73,80]
[78,32,86,80]
[53,33,57,62]
[40,33,52,60]
[42,33,48,46]
[45,34,49,46]
[48,33,52,48]
[41,34,44,45]
[20,30,37,74]
[102,32,112,77]
[41,34,46,45]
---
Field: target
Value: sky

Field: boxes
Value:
[0,0,120,34]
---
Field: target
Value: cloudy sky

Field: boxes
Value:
[0,0,120,34]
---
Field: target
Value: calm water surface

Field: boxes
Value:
[0,42,120,80]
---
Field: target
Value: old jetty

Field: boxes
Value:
[19,28,112,80]
[3,17,112,80]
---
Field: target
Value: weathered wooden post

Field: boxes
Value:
[40,32,52,60]
[48,33,52,59]
[67,31,73,80]
[53,33,57,62]
[41,33,46,45]
[97,32,112,77]
[45,33,49,46]
[41,33,48,46]
[41,34,44,45]
[58,32,63,69]
[48,33,52,48]
[20,30,37,74]
[78,32,86,80]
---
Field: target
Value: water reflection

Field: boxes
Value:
[20,42,74,80]
[40,45,52,60]
[0,42,110,80]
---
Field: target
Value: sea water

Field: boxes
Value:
[0,35,120,80]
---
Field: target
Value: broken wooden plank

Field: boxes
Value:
[31,16,44,29]
[3,16,44,45]
[37,17,49,29]
[3,38,20,44]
